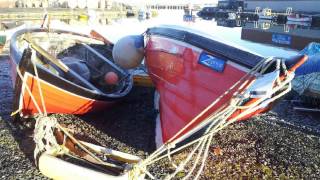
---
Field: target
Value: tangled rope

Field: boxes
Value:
[15,48,123,170]
[15,46,296,179]
[133,57,294,179]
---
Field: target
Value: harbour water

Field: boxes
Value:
[87,10,316,56]
[2,10,319,58]
[95,10,301,57]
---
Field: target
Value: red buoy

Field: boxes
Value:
[104,72,119,85]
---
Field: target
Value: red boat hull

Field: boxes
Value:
[145,36,250,143]
[19,72,113,116]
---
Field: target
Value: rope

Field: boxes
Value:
[31,50,47,116]
[15,50,124,170]
[141,57,272,166]
[15,49,296,179]
[15,66,42,114]
[133,57,295,179]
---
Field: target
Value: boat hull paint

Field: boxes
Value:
[19,72,112,116]
[9,52,115,117]
[145,36,248,143]
[9,28,131,117]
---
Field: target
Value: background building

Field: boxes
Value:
[244,0,320,13]
[0,0,16,8]
[0,0,112,9]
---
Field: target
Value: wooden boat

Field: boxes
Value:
[14,25,307,179]
[9,28,133,117]
[287,14,312,22]
[144,26,307,145]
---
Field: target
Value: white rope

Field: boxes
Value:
[181,138,207,180]
[16,50,124,170]
[15,62,64,162]
[15,50,296,179]
[134,57,295,179]
[31,50,47,116]
[194,134,213,180]
[164,137,207,180]
[33,115,65,162]
[15,66,42,114]
[141,57,269,166]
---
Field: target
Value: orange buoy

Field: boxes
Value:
[104,72,119,85]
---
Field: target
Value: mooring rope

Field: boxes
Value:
[134,57,294,179]
[14,50,295,179]
[15,49,123,170]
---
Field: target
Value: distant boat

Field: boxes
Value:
[146,10,151,19]
[286,20,311,27]
[287,14,312,22]
[78,14,89,21]
[183,6,196,22]
[138,9,146,20]
[256,8,274,20]
[227,12,237,20]
[197,6,218,17]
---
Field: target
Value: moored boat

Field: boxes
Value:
[138,9,146,20]
[287,14,312,22]
[9,28,133,117]
[256,8,274,20]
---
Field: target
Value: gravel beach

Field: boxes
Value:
[1,55,320,179]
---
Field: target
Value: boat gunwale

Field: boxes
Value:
[146,26,265,69]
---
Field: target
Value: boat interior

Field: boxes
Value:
[14,30,132,97]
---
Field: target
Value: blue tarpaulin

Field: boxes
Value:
[295,42,320,76]
[292,42,320,95]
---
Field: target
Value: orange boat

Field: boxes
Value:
[9,28,133,118]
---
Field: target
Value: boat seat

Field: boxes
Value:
[284,54,307,70]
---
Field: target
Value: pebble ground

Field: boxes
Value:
[1,56,319,179]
